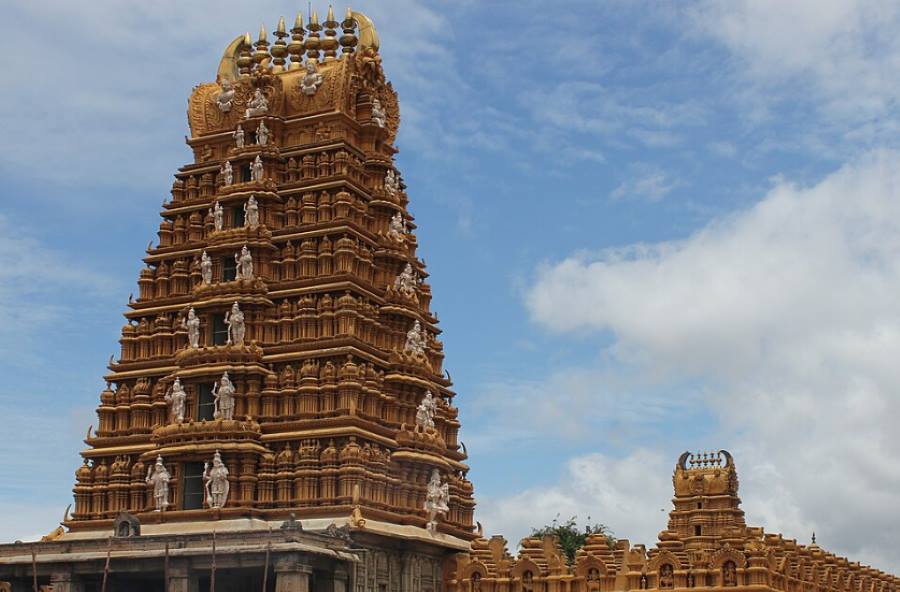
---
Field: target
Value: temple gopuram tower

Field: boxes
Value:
[0,9,474,592]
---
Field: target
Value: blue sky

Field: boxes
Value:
[2,0,900,574]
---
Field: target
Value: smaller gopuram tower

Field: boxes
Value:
[666,451,745,548]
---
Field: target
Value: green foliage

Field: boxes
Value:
[530,515,616,566]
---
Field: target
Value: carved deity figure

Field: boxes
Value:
[212,371,236,421]
[233,125,245,148]
[225,301,245,346]
[252,155,264,182]
[203,451,230,509]
[164,377,187,424]
[387,211,405,242]
[415,390,436,431]
[424,468,449,534]
[200,250,213,284]
[183,307,200,349]
[659,564,674,589]
[244,88,269,118]
[145,455,170,512]
[371,97,386,128]
[384,169,399,196]
[244,196,259,228]
[220,161,233,186]
[404,320,427,355]
[394,263,417,297]
[235,245,253,280]
[212,201,224,231]
[257,121,269,145]
[216,79,235,113]
[722,562,737,587]
[301,61,324,96]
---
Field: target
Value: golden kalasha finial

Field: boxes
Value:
[288,12,305,70]
[272,17,289,72]
[238,33,253,77]
[305,10,322,62]
[322,5,340,61]
[340,7,358,55]
[254,23,271,70]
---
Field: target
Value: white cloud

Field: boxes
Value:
[477,449,672,550]
[691,1,900,126]
[611,169,679,202]
[516,151,900,572]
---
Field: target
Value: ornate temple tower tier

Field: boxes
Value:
[67,7,475,546]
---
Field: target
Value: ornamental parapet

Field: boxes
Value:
[396,424,446,452]
[149,417,263,449]
[174,343,265,366]
[191,277,270,300]
[205,224,274,248]
[219,177,279,196]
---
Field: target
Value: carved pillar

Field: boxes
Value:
[335,566,350,592]
[275,555,312,592]
[50,571,85,592]
[167,561,194,592]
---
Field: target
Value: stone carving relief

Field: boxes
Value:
[404,320,426,355]
[245,196,259,228]
[387,212,405,243]
[212,371,236,420]
[226,301,245,346]
[145,455,170,512]
[252,155,264,182]
[416,390,437,431]
[201,250,213,284]
[244,88,269,118]
[183,307,200,348]
[301,61,324,96]
[233,124,245,148]
[204,450,229,508]
[424,468,449,534]
[221,161,233,186]
[212,201,224,231]
[257,121,269,145]
[216,79,235,113]
[164,377,187,423]
[235,245,253,280]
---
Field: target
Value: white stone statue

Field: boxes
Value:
[394,263,417,297]
[256,121,269,145]
[221,161,233,186]
[387,212,405,242]
[235,245,253,280]
[415,390,437,431]
[300,61,324,96]
[212,371,236,421]
[384,169,399,196]
[252,155,264,182]
[244,88,269,118]
[183,307,200,349]
[212,202,224,231]
[244,196,259,228]
[233,125,245,148]
[216,79,235,113]
[146,455,171,512]
[225,301,245,346]
[404,320,427,355]
[200,250,213,284]
[371,97,386,128]
[164,377,187,424]
[203,451,230,509]
[424,468,449,534]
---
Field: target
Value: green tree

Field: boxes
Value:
[530,515,616,566]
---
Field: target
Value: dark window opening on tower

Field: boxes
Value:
[222,257,237,282]
[232,206,245,228]
[695,525,702,536]
[212,313,228,345]
[182,462,205,510]
[241,164,252,183]
[197,383,215,421]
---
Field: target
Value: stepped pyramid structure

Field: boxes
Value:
[0,8,474,592]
